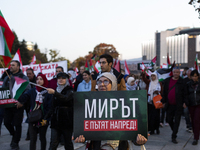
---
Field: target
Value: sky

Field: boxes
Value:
[1,0,200,62]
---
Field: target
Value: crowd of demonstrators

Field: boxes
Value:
[142,70,163,135]
[20,73,52,150]
[4,55,200,150]
[2,60,31,150]
[77,71,91,92]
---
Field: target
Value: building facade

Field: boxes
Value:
[142,27,200,68]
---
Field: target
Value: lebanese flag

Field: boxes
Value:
[140,62,152,76]
[74,67,79,76]
[10,49,23,69]
[195,54,199,71]
[94,61,101,73]
[0,10,15,67]
[124,60,130,75]
[114,60,121,73]
[12,76,29,100]
[30,55,36,65]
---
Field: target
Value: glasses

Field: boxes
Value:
[97,80,110,86]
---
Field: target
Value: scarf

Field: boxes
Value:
[148,72,161,103]
[126,83,137,90]
[56,80,69,93]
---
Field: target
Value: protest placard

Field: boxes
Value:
[73,90,148,140]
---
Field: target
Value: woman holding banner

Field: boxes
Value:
[20,73,52,150]
[75,72,147,150]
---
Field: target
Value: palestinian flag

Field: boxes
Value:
[85,60,89,71]
[94,61,101,73]
[151,56,157,66]
[195,54,199,72]
[91,54,96,60]
[12,76,29,100]
[0,10,15,67]
[89,59,94,72]
[156,68,172,82]
[124,60,130,75]
[167,53,171,68]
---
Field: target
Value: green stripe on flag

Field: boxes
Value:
[14,82,29,100]
[1,27,12,58]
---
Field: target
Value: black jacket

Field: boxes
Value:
[184,79,200,106]
[44,85,74,129]
[21,88,52,124]
[161,77,184,111]
[74,74,83,91]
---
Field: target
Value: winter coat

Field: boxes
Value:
[161,77,184,111]
[185,79,200,106]
[44,85,74,130]
[74,73,83,91]
[91,68,126,91]
[20,88,52,124]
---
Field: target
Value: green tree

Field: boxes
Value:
[19,40,31,65]
[93,43,119,59]
[189,0,200,18]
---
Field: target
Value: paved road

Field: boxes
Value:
[0,117,200,150]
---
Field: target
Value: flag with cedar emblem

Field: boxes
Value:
[0,10,15,66]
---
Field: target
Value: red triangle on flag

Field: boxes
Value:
[14,76,27,85]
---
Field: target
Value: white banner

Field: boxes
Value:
[0,61,68,80]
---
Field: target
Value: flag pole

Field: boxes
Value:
[29,82,48,90]
[0,59,11,79]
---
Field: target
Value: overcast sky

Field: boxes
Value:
[1,0,200,62]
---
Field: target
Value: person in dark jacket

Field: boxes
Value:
[2,60,31,150]
[161,68,184,144]
[74,66,85,91]
[20,73,52,150]
[184,69,200,145]
[45,72,74,150]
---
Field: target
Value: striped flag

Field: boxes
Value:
[11,49,23,69]
[124,60,130,75]
[94,61,101,73]
[12,76,29,100]
[167,53,171,68]
[114,60,121,73]
[74,67,79,76]
[113,59,117,68]
[89,59,94,72]
[0,10,15,67]
[140,62,152,76]
[30,55,36,65]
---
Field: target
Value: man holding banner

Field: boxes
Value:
[74,72,147,150]
[2,60,31,150]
